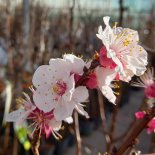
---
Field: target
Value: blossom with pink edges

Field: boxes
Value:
[96,16,147,82]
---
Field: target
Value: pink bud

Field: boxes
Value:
[145,83,155,98]
[135,111,146,119]
[147,118,155,134]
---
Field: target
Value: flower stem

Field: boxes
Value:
[31,129,41,155]
[74,111,82,155]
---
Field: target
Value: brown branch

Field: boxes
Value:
[31,129,41,155]
[74,111,82,155]
[112,106,155,155]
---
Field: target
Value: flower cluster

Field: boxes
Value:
[6,16,148,138]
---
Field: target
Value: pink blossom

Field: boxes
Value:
[135,111,146,119]
[145,83,155,98]
[27,108,61,139]
[147,118,155,134]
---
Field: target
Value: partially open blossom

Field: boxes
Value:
[33,56,89,122]
[147,117,155,134]
[97,16,147,82]
[5,93,62,139]
[132,68,155,98]
[135,111,146,119]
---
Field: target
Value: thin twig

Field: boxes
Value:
[31,129,41,155]
[74,111,82,155]
[98,89,107,129]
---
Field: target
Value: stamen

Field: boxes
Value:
[114,92,120,95]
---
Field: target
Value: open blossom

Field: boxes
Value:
[33,56,89,122]
[96,16,147,82]
[132,68,155,98]
[5,93,62,139]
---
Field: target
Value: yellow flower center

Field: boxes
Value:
[123,39,130,46]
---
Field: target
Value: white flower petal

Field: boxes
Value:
[33,90,56,112]
[101,86,116,104]
[111,54,123,72]
[96,16,114,48]
[132,45,148,66]
[50,118,62,131]
[17,108,35,124]
[114,28,139,47]
[49,58,70,80]
[62,75,75,101]
[63,54,86,75]
[5,109,25,122]
[75,104,89,118]
[64,116,73,124]
[5,108,34,125]
[72,86,89,103]
[103,16,110,26]
[32,65,51,91]
[98,25,103,34]
[124,55,147,76]
[96,67,116,86]
[54,100,75,121]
